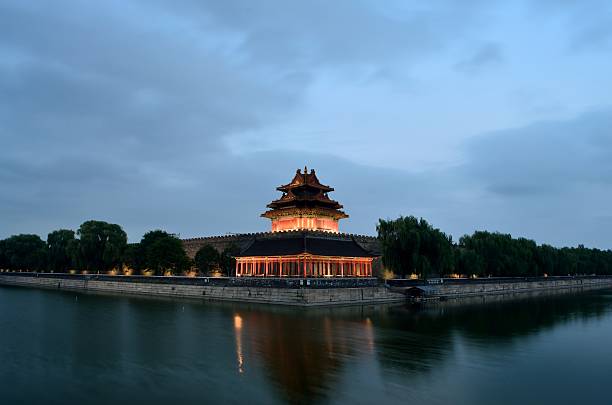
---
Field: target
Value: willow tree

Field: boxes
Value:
[47,229,75,273]
[74,220,127,273]
[377,216,453,279]
[1,234,47,271]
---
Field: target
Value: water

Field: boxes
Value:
[1,286,612,405]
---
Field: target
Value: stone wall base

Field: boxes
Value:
[0,275,404,307]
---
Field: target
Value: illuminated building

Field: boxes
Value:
[234,167,375,277]
[262,167,348,233]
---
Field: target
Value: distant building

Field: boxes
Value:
[182,167,379,277]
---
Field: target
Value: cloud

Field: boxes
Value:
[464,109,612,197]
[0,0,494,236]
[454,43,503,74]
[1,0,612,252]
[528,0,612,51]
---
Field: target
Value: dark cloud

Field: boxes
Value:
[1,0,611,251]
[454,43,503,74]
[528,0,612,51]
[456,110,612,248]
[0,0,492,239]
[150,0,489,68]
[464,109,612,197]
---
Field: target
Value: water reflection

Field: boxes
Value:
[230,306,385,403]
[231,288,612,404]
[2,286,612,405]
[234,314,245,374]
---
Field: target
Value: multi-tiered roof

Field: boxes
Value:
[262,167,349,223]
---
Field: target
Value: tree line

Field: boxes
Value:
[0,220,236,276]
[3,216,611,279]
[377,216,612,279]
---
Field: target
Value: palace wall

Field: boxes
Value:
[0,274,403,306]
[389,276,612,299]
[3,274,611,306]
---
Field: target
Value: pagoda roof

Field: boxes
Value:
[264,167,347,214]
[277,166,334,193]
[237,234,375,258]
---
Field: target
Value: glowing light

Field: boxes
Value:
[271,216,339,233]
[233,314,245,374]
[364,317,375,353]
[234,315,243,330]
[381,269,395,280]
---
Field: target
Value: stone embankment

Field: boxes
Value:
[3,274,612,306]
[0,273,403,306]
[389,276,612,300]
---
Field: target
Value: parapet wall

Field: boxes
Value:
[392,276,612,298]
[5,274,609,306]
[181,231,380,258]
[0,274,402,307]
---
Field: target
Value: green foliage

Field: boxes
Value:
[123,243,145,274]
[457,232,591,278]
[194,244,220,275]
[220,244,241,276]
[74,220,127,272]
[140,230,190,275]
[1,234,47,271]
[0,239,9,269]
[377,216,454,278]
[380,216,612,278]
[47,229,75,272]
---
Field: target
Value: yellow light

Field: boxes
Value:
[233,314,244,374]
[234,315,242,330]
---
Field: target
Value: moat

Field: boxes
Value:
[2,286,612,405]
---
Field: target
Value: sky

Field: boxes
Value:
[1,0,612,247]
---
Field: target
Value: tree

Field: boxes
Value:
[455,247,484,277]
[123,243,145,274]
[377,217,420,278]
[47,229,75,273]
[377,216,453,279]
[0,239,9,270]
[2,234,47,271]
[220,244,241,276]
[75,220,127,272]
[194,244,220,275]
[140,230,190,275]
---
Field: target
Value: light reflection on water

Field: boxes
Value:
[1,286,612,404]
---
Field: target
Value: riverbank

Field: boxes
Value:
[388,275,612,302]
[2,273,612,307]
[0,273,403,306]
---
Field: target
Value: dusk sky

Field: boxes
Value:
[1,1,612,247]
